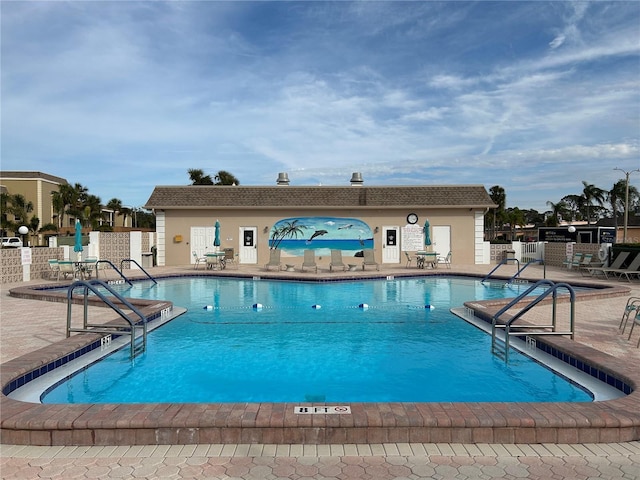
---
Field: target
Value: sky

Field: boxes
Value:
[1,1,639,213]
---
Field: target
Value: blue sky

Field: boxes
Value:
[2,1,639,213]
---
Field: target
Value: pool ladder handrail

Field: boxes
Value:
[66,279,147,358]
[94,260,133,285]
[480,258,521,285]
[505,259,545,285]
[491,280,575,363]
[121,258,157,284]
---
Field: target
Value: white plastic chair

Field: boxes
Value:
[438,251,452,269]
[192,251,206,270]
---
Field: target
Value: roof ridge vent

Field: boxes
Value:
[350,172,363,186]
[276,172,290,185]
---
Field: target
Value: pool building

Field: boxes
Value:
[144,172,496,269]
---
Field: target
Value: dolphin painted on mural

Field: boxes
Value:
[338,224,354,230]
[308,230,328,241]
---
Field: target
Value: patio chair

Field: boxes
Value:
[626,308,640,347]
[301,249,318,273]
[404,252,415,268]
[48,259,60,280]
[265,249,283,271]
[362,249,379,271]
[223,248,237,269]
[619,296,640,334]
[329,249,346,272]
[192,251,206,270]
[83,257,98,279]
[587,252,630,278]
[437,251,452,269]
[58,261,75,280]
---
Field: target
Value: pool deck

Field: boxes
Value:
[2,262,640,479]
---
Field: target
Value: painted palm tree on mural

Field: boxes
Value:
[269,219,308,250]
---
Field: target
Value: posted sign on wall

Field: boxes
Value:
[401,224,424,251]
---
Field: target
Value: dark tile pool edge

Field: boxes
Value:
[2,279,639,445]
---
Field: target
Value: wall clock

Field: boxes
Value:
[407,213,418,224]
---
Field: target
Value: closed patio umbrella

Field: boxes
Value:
[214,220,221,250]
[423,219,432,248]
[74,219,83,261]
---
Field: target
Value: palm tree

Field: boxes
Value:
[215,170,240,186]
[504,207,525,241]
[487,185,506,240]
[0,193,39,238]
[608,179,639,232]
[65,183,90,222]
[545,200,569,226]
[581,181,606,225]
[105,198,122,227]
[79,194,103,229]
[188,169,214,185]
[52,183,77,229]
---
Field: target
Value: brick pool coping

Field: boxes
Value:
[2,272,639,445]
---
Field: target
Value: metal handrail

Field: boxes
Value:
[506,259,546,284]
[481,258,521,284]
[95,260,133,285]
[491,280,575,362]
[66,279,147,358]
[121,258,157,284]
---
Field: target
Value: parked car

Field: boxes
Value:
[1,237,23,248]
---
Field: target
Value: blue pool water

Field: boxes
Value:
[42,276,592,404]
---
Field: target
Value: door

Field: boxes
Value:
[239,227,258,264]
[578,231,592,243]
[382,226,400,263]
[432,225,451,259]
[190,227,212,264]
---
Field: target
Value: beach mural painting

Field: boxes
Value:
[269,217,374,257]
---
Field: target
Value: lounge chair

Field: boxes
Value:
[601,254,640,282]
[587,252,630,278]
[192,251,206,270]
[578,253,601,276]
[301,249,318,273]
[265,249,283,271]
[48,259,60,280]
[362,249,379,271]
[573,253,593,275]
[404,252,415,268]
[437,251,452,269]
[563,252,583,270]
[329,249,346,271]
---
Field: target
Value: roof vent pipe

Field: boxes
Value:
[350,172,363,186]
[276,172,290,185]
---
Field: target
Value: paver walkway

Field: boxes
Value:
[2,263,640,479]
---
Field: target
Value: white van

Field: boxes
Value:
[1,237,23,248]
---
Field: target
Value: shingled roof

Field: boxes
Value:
[145,185,496,210]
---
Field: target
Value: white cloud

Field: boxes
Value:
[1,1,638,212]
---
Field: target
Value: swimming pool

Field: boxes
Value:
[41,276,594,404]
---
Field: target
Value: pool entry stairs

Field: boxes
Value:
[481,258,545,287]
[490,280,576,363]
[66,279,148,358]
